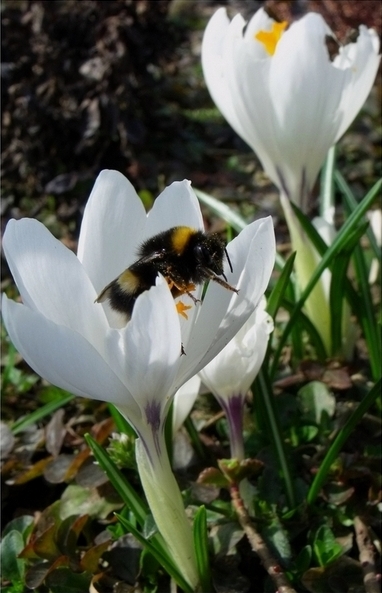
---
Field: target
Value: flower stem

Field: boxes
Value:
[135,434,199,591]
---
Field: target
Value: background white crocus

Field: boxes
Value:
[2,169,275,590]
[199,298,273,460]
[202,7,380,211]
[202,7,380,355]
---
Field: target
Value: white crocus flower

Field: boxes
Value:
[203,8,379,354]
[202,7,380,211]
[2,170,275,589]
[199,298,273,460]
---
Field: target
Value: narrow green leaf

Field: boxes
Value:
[341,186,381,379]
[319,146,336,221]
[184,416,209,462]
[270,187,379,378]
[266,252,296,319]
[329,251,352,357]
[116,514,194,593]
[335,170,381,262]
[194,187,287,271]
[193,506,212,593]
[108,404,136,437]
[11,393,75,435]
[281,298,327,361]
[253,369,296,509]
[194,188,247,232]
[307,379,381,505]
[84,433,148,525]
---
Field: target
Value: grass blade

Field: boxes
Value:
[11,393,75,435]
[85,433,148,524]
[307,379,381,505]
[270,186,379,378]
[254,368,296,510]
[193,506,212,593]
[116,513,194,593]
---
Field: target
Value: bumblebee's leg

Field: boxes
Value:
[205,271,239,294]
[165,276,200,304]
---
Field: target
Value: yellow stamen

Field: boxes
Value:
[176,301,192,320]
[255,21,288,56]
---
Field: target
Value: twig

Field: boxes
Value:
[230,483,297,593]
[354,515,381,593]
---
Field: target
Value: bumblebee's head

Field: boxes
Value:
[193,233,232,279]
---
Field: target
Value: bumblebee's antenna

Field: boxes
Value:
[225,248,233,274]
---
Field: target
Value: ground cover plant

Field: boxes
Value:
[1,1,381,592]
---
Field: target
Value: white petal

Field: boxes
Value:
[77,170,147,293]
[267,14,348,198]
[172,375,201,433]
[199,302,273,399]
[3,219,108,353]
[334,27,380,141]
[202,10,256,150]
[2,295,136,409]
[177,216,275,386]
[110,278,182,413]
[144,180,204,239]
[224,19,283,187]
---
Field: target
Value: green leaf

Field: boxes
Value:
[270,184,379,378]
[297,382,336,426]
[116,513,193,593]
[0,530,26,583]
[313,525,343,567]
[45,567,91,593]
[1,516,34,542]
[281,298,327,361]
[60,484,122,520]
[85,433,175,575]
[84,433,148,525]
[108,404,137,438]
[307,379,381,505]
[194,188,247,232]
[11,392,75,435]
[335,170,381,262]
[193,506,212,593]
[253,369,296,510]
[294,545,312,573]
[263,517,292,567]
[266,252,296,319]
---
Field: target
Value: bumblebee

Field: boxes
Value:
[95,225,238,320]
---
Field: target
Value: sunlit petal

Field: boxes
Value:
[77,169,147,293]
[2,295,135,409]
[3,218,108,353]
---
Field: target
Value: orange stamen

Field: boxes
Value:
[255,21,288,56]
[176,301,193,320]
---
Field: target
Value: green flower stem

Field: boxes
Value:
[135,433,199,591]
[307,379,381,505]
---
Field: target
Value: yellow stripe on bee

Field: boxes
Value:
[171,226,197,254]
[118,269,140,292]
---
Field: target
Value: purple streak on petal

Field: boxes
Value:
[142,400,163,461]
[217,393,245,460]
[300,166,309,213]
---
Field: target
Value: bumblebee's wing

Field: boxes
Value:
[95,277,118,303]
[95,250,165,304]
